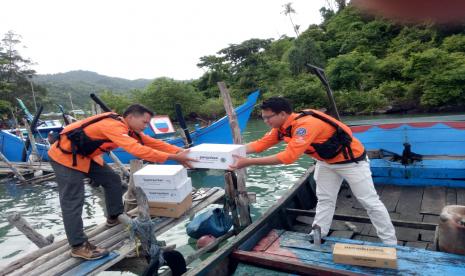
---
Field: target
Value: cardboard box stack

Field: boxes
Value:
[133,165,192,218]
[187,143,246,170]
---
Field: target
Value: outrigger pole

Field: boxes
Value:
[306,64,341,121]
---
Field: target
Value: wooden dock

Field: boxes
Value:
[0,186,224,276]
[0,161,53,175]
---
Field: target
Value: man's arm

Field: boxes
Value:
[247,128,280,153]
[139,132,182,154]
[231,122,320,169]
[103,125,193,164]
[245,143,256,154]
[229,154,281,170]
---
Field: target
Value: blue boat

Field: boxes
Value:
[0,90,260,163]
[350,115,465,188]
[186,166,465,276]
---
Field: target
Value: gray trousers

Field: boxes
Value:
[50,160,124,246]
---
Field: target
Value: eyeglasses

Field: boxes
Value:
[262,113,277,121]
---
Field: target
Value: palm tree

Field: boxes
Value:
[282,2,300,37]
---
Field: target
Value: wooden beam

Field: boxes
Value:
[108,152,130,181]
[286,208,438,230]
[218,81,251,229]
[22,119,41,162]
[7,212,54,248]
[224,171,241,232]
[232,250,360,276]
[124,160,143,212]
[0,152,26,182]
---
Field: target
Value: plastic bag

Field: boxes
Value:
[186,208,233,239]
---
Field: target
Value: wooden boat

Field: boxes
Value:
[0,90,259,163]
[185,166,465,275]
[349,115,465,188]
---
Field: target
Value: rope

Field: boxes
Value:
[128,217,164,267]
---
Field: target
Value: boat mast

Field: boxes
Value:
[306,64,341,121]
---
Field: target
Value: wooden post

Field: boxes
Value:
[95,104,102,114]
[7,212,54,248]
[123,160,143,212]
[22,119,40,162]
[218,81,252,228]
[108,151,130,180]
[0,152,26,182]
[224,171,241,233]
[91,102,96,116]
[133,186,156,255]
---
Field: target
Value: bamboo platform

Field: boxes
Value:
[0,186,224,276]
[0,161,128,175]
[0,161,53,175]
[290,184,465,250]
[0,161,130,185]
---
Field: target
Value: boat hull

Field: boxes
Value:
[352,121,465,187]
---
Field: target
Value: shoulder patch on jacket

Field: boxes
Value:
[295,127,307,136]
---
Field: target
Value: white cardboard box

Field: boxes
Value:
[187,143,246,170]
[133,165,188,189]
[143,177,192,203]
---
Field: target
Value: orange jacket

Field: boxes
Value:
[249,110,365,164]
[48,112,181,172]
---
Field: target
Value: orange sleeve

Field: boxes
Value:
[139,132,182,154]
[102,123,173,163]
[276,121,322,164]
[249,128,280,153]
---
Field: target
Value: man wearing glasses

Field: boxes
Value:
[230,97,397,245]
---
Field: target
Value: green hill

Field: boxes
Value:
[34,70,152,110]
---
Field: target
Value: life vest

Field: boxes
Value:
[56,113,143,166]
[278,110,363,163]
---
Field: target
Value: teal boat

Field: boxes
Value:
[349,115,465,188]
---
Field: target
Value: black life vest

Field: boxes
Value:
[278,110,361,163]
[57,113,143,166]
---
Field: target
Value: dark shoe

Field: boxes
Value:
[106,216,120,227]
[71,241,109,260]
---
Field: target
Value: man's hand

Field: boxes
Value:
[229,154,252,170]
[168,149,197,169]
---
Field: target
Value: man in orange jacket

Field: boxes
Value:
[231,97,397,245]
[48,104,195,260]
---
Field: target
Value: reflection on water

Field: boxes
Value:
[0,180,106,266]
[0,119,313,268]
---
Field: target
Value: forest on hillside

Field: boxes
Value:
[1,2,465,121]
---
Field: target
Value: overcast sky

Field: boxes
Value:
[1,0,328,80]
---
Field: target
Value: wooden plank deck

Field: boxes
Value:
[292,184,465,248]
[1,187,224,276]
[234,230,465,275]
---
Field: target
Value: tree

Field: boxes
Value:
[217,38,273,67]
[135,78,205,119]
[99,90,132,114]
[282,3,300,37]
[0,31,47,116]
[288,32,326,75]
[326,51,377,91]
